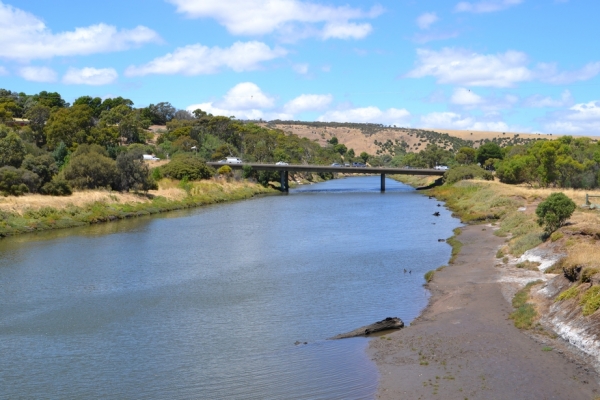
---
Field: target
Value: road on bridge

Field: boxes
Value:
[206,162,445,192]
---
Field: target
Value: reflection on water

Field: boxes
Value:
[0,176,459,399]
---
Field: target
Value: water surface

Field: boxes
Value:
[0,176,459,399]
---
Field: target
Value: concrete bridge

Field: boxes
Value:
[207,162,445,192]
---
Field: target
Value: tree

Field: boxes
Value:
[45,105,95,149]
[21,154,58,185]
[328,136,338,145]
[160,155,213,180]
[360,151,369,163]
[62,144,119,189]
[535,192,576,234]
[476,142,503,166]
[456,147,476,165]
[334,143,347,155]
[0,131,26,168]
[24,104,51,146]
[73,96,103,118]
[116,149,155,192]
[347,148,355,159]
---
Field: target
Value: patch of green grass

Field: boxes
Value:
[542,346,553,351]
[556,285,579,302]
[424,270,435,283]
[436,265,447,272]
[496,248,504,258]
[510,280,543,329]
[509,232,543,256]
[447,228,463,264]
[550,231,564,242]
[580,286,600,316]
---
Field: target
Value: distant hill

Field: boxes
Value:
[257,120,589,157]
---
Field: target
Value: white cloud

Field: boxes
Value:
[283,94,333,114]
[544,101,600,134]
[186,82,286,120]
[536,62,600,84]
[406,48,533,87]
[455,0,523,13]
[62,67,118,85]
[18,66,57,82]
[293,63,309,75]
[416,12,439,30]
[166,0,382,40]
[524,90,574,108]
[450,87,484,106]
[0,2,160,61]
[420,111,520,132]
[318,106,411,126]
[125,41,286,76]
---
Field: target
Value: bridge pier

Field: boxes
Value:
[381,173,385,192]
[280,170,289,192]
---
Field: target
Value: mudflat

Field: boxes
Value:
[369,224,600,400]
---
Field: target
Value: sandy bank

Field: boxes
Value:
[369,224,600,399]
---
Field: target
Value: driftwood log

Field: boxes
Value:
[329,317,404,339]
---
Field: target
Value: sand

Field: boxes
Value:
[369,224,600,399]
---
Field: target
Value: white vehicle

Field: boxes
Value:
[143,154,160,161]
[434,165,448,170]
[275,161,289,165]
[218,157,243,164]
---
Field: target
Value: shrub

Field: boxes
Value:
[217,165,233,176]
[581,268,599,283]
[556,285,579,302]
[160,155,213,180]
[424,270,435,283]
[0,166,34,196]
[22,154,58,185]
[535,192,576,234]
[63,146,119,190]
[443,165,493,184]
[116,149,156,192]
[41,176,72,196]
[580,286,600,316]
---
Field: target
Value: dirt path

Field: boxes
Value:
[369,225,600,400]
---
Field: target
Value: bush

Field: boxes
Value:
[63,146,119,189]
[217,165,233,176]
[443,165,493,184]
[116,149,156,192]
[41,176,72,196]
[0,166,35,196]
[22,154,58,185]
[160,155,213,180]
[535,192,576,234]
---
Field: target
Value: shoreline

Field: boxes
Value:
[0,179,276,238]
[368,222,600,399]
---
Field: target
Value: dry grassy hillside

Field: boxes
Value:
[263,122,596,156]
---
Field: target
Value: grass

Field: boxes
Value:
[580,286,600,316]
[424,270,435,283]
[447,228,463,264]
[516,260,541,271]
[0,179,275,238]
[509,280,543,329]
[556,285,579,302]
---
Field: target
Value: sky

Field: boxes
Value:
[1,0,599,135]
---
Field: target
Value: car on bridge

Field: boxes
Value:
[331,163,342,166]
[352,162,367,167]
[275,161,289,165]
[218,157,243,164]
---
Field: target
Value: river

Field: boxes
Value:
[0,176,460,399]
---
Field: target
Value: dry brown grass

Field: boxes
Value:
[564,242,600,269]
[0,178,263,215]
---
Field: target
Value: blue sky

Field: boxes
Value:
[1,0,599,134]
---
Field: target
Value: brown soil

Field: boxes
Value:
[369,224,600,399]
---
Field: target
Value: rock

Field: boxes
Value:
[329,317,404,339]
[438,239,445,242]
[433,212,440,216]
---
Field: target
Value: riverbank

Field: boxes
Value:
[370,178,600,398]
[0,178,275,238]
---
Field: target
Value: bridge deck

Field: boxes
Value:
[206,163,445,176]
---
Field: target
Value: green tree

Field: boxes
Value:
[116,149,156,192]
[360,151,369,163]
[535,192,576,234]
[73,96,103,118]
[334,143,348,155]
[24,104,51,146]
[347,148,355,159]
[0,131,26,167]
[456,147,476,165]
[328,136,338,145]
[160,154,213,180]
[62,145,119,189]
[21,154,58,185]
[476,142,503,166]
[45,105,95,149]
